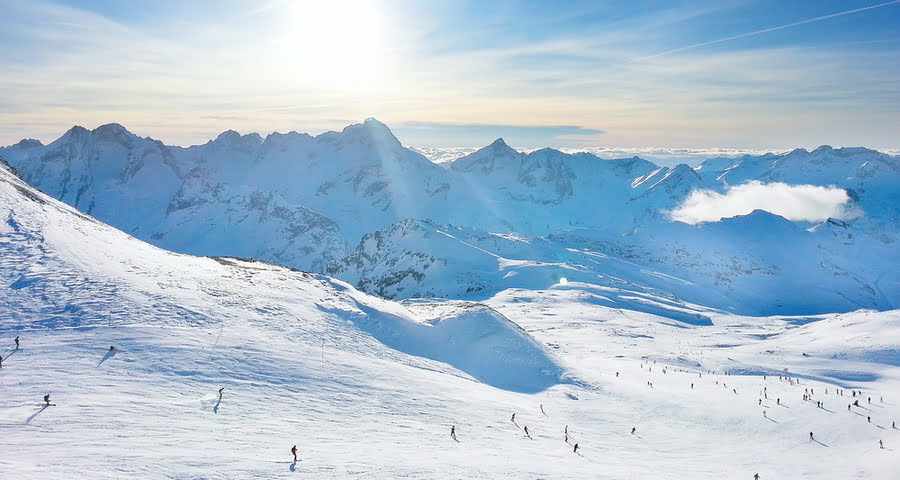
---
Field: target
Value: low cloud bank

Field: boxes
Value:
[670,181,861,224]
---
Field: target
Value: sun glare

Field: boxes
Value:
[278,0,389,91]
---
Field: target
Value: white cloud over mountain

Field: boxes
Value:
[670,181,861,224]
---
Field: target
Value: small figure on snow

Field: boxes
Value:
[868,416,871,423]
[291,445,297,462]
[854,400,860,407]
[573,443,579,453]
[754,474,760,480]
[218,387,225,399]
[777,398,780,405]
[540,403,546,416]
[510,413,516,423]
[14,335,19,349]
[44,394,51,406]
[0,353,3,369]
[631,427,636,435]
[524,426,531,439]
[879,440,884,449]
[691,383,694,389]
[109,346,117,352]
[450,425,457,441]
[809,432,814,441]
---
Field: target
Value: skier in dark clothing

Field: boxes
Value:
[14,336,19,349]
[218,387,225,399]
[573,443,579,453]
[44,394,50,406]
[524,426,531,439]
[450,425,456,441]
[510,413,516,423]
[809,432,813,441]
[631,427,636,435]
[0,354,3,369]
[754,474,760,480]
[291,445,297,462]
[109,346,116,352]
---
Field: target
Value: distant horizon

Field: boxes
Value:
[4,119,898,168]
[1,0,898,154]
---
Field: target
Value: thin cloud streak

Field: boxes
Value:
[637,0,900,60]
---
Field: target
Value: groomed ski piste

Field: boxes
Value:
[1,161,898,478]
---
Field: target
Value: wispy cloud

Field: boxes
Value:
[637,0,900,60]
[0,0,898,150]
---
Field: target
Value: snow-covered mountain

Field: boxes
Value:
[2,148,899,479]
[2,120,898,315]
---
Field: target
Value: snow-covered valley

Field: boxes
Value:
[2,128,899,478]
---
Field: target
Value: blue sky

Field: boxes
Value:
[1,0,898,151]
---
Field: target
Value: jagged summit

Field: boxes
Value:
[11,138,43,149]
[93,123,129,135]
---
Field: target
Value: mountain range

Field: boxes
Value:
[2,119,898,316]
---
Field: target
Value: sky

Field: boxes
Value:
[1,0,898,153]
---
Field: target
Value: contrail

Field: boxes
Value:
[638,0,900,61]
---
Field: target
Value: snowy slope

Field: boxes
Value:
[2,158,899,479]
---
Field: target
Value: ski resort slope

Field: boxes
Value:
[1,163,899,478]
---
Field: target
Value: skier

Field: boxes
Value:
[868,397,871,404]
[540,404,546,416]
[291,445,297,462]
[763,411,767,418]
[14,335,19,349]
[809,432,813,441]
[777,398,780,405]
[754,474,760,480]
[759,399,762,405]
[868,416,871,423]
[450,425,456,441]
[893,421,896,429]
[44,394,50,406]
[218,387,225,399]
[616,372,619,377]
[0,353,3,369]
[109,346,116,352]
[631,427,636,435]
[524,426,531,439]
[879,440,884,449]
[510,413,516,423]
[854,400,860,407]
[691,383,694,389]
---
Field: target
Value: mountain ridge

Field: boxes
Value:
[2,120,898,315]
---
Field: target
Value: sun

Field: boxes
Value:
[277,0,389,91]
